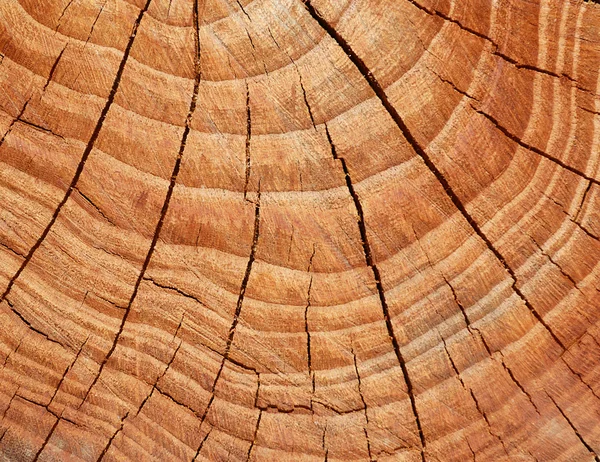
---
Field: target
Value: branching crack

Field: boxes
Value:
[442,277,493,356]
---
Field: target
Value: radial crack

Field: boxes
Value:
[352,348,374,461]
[305,245,316,384]
[244,81,252,200]
[44,46,66,91]
[192,427,213,461]
[56,0,75,31]
[86,0,108,44]
[136,341,182,417]
[32,412,62,462]
[406,0,583,87]
[78,0,200,406]
[475,108,599,187]
[497,353,541,416]
[442,277,493,355]
[96,411,130,462]
[574,181,592,223]
[529,237,579,289]
[562,358,600,402]
[193,190,261,457]
[48,337,89,409]
[0,0,153,310]
[298,72,317,129]
[246,409,262,461]
[302,0,567,356]
[237,0,251,21]
[548,394,600,461]
[323,123,426,460]
[441,338,510,456]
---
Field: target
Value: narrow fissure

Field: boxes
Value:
[246,409,262,461]
[305,246,316,383]
[574,181,592,223]
[79,0,200,406]
[301,0,566,358]
[0,97,30,149]
[441,338,509,455]
[96,412,130,462]
[136,341,182,417]
[44,46,66,91]
[32,413,61,462]
[476,108,599,187]
[48,337,88,408]
[244,81,252,199]
[0,0,153,309]
[548,395,600,461]
[352,349,374,461]
[324,123,426,460]
[194,190,261,458]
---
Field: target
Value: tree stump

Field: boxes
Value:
[1,0,600,460]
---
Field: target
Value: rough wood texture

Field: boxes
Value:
[1,0,600,460]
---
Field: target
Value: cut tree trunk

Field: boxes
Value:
[1,0,600,460]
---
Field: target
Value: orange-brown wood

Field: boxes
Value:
[1,0,600,460]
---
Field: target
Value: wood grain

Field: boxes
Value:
[1,0,600,460]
